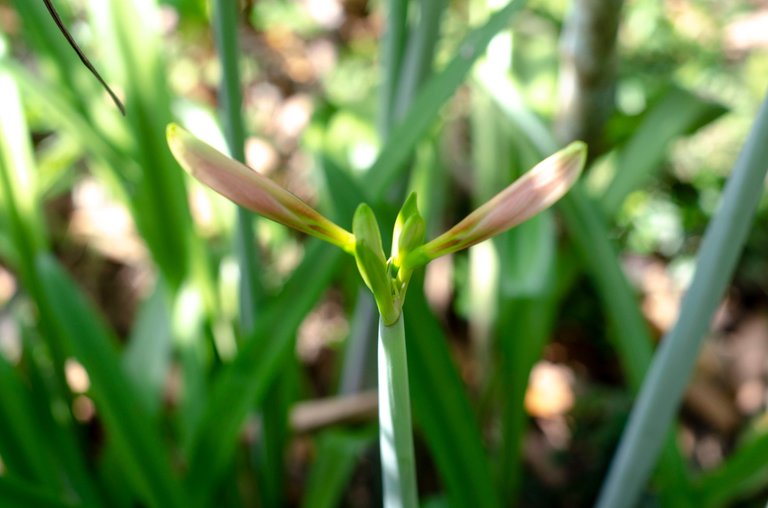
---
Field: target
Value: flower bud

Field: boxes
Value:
[404,141,586,268]
[167,124,355,253]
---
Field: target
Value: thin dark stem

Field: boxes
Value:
[42,0,126,115]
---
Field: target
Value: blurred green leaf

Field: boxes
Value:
[302,428,376,508]
[404,278,500,508]
[598,86,727,216]
[695,428,768,507]
[367,0,527,193]
[35,254,187,508]
[596,91,768,508]
[318,154,374,227]
[87,0,195,287]
[184,242,344,503]
[0,476,80,508]
[0,355,62,491]
[122,281,174,415]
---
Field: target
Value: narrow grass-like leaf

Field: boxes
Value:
[210,4,286,502]
[392,0,447,120]
[558,185,654,383]
[499,210,555,297]
[495,191,558,500]
[35,254,187,508]
[496,295,557,500]
[0,476,80,508]
[404,278,501,508]
[695,429,768,506]
[487,76,695,502]
[599,86,726,216]
[253,374,293,508]
[0,355,62,490]
[367,0,526,192]
[378,0,409,136]
[596,91,768,508]
[318,154,374,226]
[0,68,47,279]
[89,0,194,287]
[184,242,344,502]
[211,0,263,330]
[122,281,173,415]
[302,429,376,508]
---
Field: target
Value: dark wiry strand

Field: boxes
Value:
[42,0,126,115]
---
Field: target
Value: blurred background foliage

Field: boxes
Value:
[0,0,767,506]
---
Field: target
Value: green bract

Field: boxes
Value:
[392,193,426,269]
[167,124,586,325]
[352,204,397,324]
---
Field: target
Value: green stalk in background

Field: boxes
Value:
[596,89,768,508]
[211,0,263,329]
[391,0,446,121]
[366,0,526,193]
[210,3,285,504]
[378,0,409,136]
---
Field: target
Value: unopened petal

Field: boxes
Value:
[408,141,586,265]
[167,124,354,253]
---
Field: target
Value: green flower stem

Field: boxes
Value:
[378,314,418,508]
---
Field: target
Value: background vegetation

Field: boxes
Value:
[0,0,767,506]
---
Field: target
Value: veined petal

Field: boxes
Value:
[406,141,586,266]
[167,124,355,253]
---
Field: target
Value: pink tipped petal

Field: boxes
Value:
[420,141,586,260]
[167,124,354,252]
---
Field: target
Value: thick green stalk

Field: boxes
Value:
[378,314,418,508]
[596,91,768,508]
